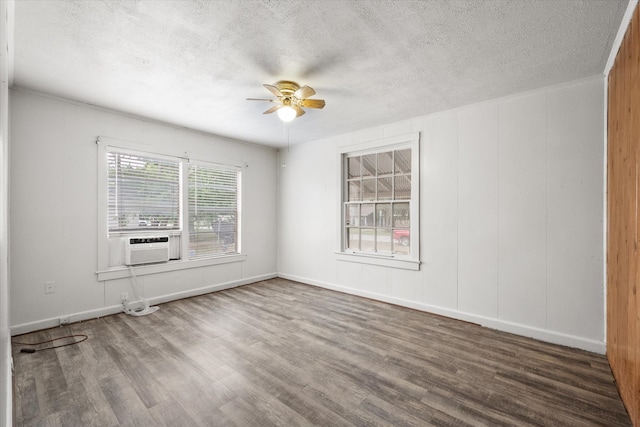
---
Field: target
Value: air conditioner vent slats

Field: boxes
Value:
[125,236,169,266]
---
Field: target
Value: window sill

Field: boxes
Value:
[335,252,421,271]
[96,254,247,281]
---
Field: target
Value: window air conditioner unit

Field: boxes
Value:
[125,236,170,266]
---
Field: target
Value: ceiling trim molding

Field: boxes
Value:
[605,0,638,75]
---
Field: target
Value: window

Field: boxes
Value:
[99,142,244,276]
[107,151,180,232]
[188,163,240,259]
[339,133,419,270]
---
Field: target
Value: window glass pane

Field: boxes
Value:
[376,228,392,253]
[342,143,415,257]
[376,203,391,227]
[348,180,361,201]
[394,149,411,174]
[393,203,410,227]
[377,177,392,200]
[189,164,240,259]
[361,203,375,227]
[393,229,410,255]
[377,151,393,175]
[346,204,360,226]
[361,154,376,177]
[394,175,411,200]
[362,178,376,201]
[361,228,375,252]
[348,156,361,178]
[347,228,360,250]
[108,151,180,232]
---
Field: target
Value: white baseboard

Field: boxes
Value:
[278,273,606,355]
[10,272,277,336]
[144,272,277,307]
[10,271,605,355]
[2,335,11,427]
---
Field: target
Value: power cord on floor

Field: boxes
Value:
[12,334,88,353]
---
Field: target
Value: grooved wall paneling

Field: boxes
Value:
[607,3,640,424]
[457,104,499,318]
[497,94,547,327]
[279,76,605,353]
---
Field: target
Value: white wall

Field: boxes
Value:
[9,89,278,333]
[278,76,606,353]
[0,1,11,425]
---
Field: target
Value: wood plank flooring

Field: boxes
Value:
[12,278,631,426]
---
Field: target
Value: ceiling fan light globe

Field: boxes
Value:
[277,106,297,122]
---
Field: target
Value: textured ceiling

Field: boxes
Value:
[13,0,628,147]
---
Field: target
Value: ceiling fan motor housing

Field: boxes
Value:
[274,80,300,96]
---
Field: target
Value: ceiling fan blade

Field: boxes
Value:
[294,105,305,117]
[300,99,325,109]
[294,85,316,99]
[247,98,276,102]
[263,84,283,97]
[263,105,281,115]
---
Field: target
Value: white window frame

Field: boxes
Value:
[96,137,246,281]
[336,133,420,271]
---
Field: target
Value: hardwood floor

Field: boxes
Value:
[12,278,631,426]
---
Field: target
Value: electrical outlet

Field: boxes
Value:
[59,316,70,325]
[120,292,129,304]
[45,281,55,294]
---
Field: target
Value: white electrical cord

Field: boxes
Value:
[123,266,159,317]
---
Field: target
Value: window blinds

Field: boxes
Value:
[107,151,181,232]
[188,163,240,259]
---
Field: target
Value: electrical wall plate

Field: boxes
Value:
[45,281,55,293]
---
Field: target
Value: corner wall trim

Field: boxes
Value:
[10,272,277,336]
[277,273,606,355]
[2,335,11,427]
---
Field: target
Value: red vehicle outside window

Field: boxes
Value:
[393,229,409,246]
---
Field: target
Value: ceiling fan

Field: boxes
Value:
[247,80,326,122]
